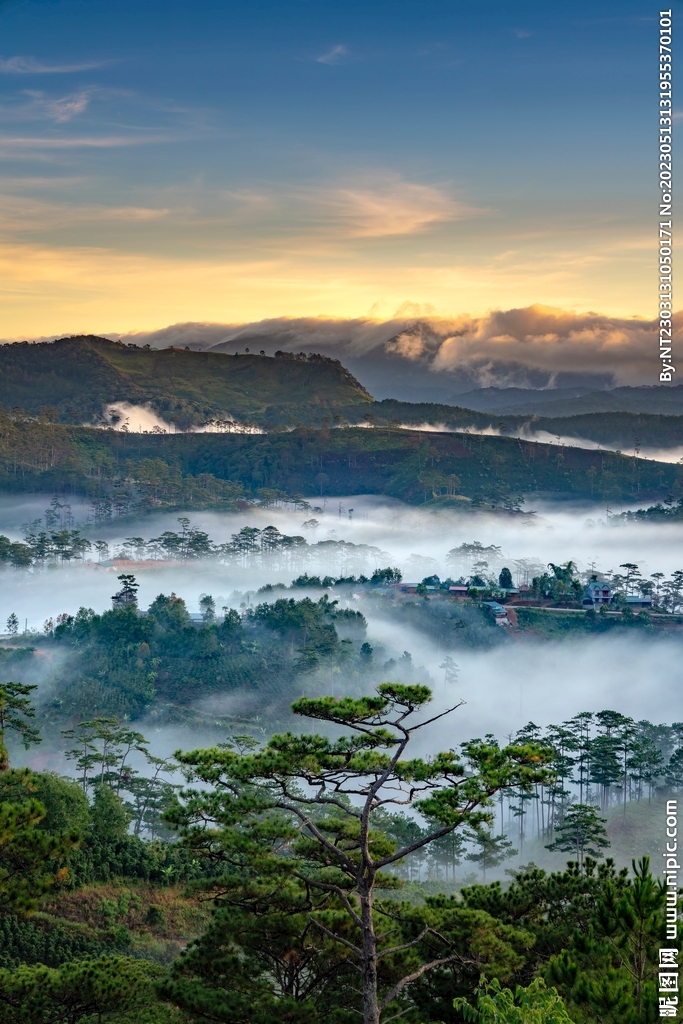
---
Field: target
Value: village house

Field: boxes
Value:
[582,580,614,607]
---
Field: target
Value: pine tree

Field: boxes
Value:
[0,682,41,772]
[546,804,610,866]
[548,857,669,1023]
[466,829,518,882]
[166,683,552,1024]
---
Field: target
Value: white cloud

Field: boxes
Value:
[322,179,478,237]
[0,134,172,153]
[0,56,105,74]
[21,89,93,123]
[114,304,677,388]
[316,45,348,65]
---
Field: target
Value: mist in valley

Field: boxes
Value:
[2,489,682,878]
[3,491,682,721]
[1,491,682,625]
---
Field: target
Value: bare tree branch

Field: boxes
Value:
[376,925,430,959]
[310,918,362,956]
[293,872,363,929]
[378,954,467,1011]
[408,700,467,732]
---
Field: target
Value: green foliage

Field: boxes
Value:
[459,858,631,978]
[0,915,112,969]
[390,598,505,650]
[251,595,340,666]
[0,681,41,771]
[43,591,374,722]
[358,399,683,451]
[498,567,513,590]
[0,954,164,1024]
[454,976,574,1023]
[31,773,90,838]
[547,857,670,1023]
[0,417,678,509]
[167,684,552,1022]
[0,770,80,913]
[90,786,131,844]
[545,805,610,865]
[531,563,583,606]
[161,872,536,1024]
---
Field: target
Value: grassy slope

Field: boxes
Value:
[42,882,210,965]
[604,796,670,866]
[0,337,373,426]
[1,419,681,505]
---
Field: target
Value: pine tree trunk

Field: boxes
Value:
[361,886,380,1024]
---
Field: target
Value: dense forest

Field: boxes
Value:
[0,630,679,1023]
[1,412,680,509]
[362,401,683,452]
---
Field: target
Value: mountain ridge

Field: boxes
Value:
[0,335,373,427]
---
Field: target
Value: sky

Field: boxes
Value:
[0,0,671,338]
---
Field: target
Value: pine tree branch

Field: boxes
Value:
[376,925,431,959]
[309,918,362,957]
[378,954,466,1012]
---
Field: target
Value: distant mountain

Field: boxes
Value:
[0,336,373,427]
[2,335,681,454]
[451,386,683,417]
[117,308,670,400]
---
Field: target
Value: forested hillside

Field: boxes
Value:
[0,337,373,427]
[450,383,683,416]
[2,338,682,453]
[346,400,683,452]
[0,629,678,1023]
[1,414,679,508]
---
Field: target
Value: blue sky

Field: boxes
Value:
[0,0,668,335]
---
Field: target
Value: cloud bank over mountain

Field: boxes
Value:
[116,305,676,402]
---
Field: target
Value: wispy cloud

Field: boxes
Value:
[311,177,482,237]
[0,134,173,152]
[514,29,532,38]
[0,56,106,74]
[0,193,170,231]
[23,89,93,123]
[316,45,348,66]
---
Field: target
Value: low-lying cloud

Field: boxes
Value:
[119,304,679,391]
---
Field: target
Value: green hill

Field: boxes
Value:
[0,336,373,427]
[3,339,681,454]
[1,416,680,509]
[340,400,683,452]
